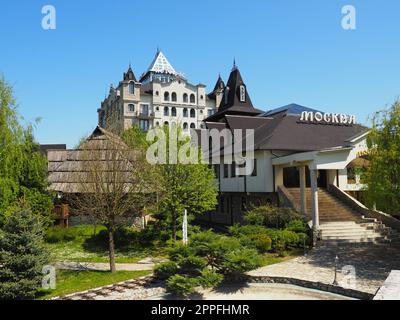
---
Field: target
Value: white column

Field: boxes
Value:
[274,166,283,191]
[310,169,320,229]
[299,166,307,214]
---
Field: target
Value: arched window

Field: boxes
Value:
[190,123,196,129]
[171,107,177,117]
[164,107,169,116]
[183,123,189,131]
[171,92,177,102]
[190,94,196,104]
[164,92,170,101]
[155,121,160,127]
[183,108,188,117]
[164,121,169,127]
[129,82,135,94]
[183,93,188,103]
[190,109,196,118]
[128,104,135,112]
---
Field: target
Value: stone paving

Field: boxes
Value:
[51,276,166,300]
[55,257,166,272]
[248,243,400,294]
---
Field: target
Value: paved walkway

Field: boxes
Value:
[55,257,165,272]
[248,243,400,294]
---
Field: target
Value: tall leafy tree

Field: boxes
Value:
[0,77,52,223]
[365,100,400,217]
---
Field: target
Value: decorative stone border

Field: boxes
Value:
[249,275,374,300]
[49,275,165,300]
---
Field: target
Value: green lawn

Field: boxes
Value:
[37,269,151,300]
[45,225,167,264]
[261,248,303,267]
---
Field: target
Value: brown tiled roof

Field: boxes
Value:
[203,112,369,154]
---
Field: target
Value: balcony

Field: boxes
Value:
[137,111,155,119]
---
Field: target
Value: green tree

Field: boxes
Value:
[0,206,50,300]
[0,77,53,223]
[365,100,400,217]
[154,126,218,241]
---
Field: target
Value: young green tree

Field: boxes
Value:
[365,100,400,216]
[0,77,53,223]
[149,125,218,242]
[0,206,50,300]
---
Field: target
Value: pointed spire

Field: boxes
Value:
[220,66,253,111]
[213,74,225,92]
[123,63,137,81]
[232,58,237,71]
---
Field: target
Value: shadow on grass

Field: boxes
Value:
[81,228,163,259]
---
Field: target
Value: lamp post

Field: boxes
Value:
[333,255,339,286]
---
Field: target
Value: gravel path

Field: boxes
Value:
[55,257,166,272]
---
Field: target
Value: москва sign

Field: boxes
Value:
[300,111,356,125]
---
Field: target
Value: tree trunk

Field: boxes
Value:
[108,229,116,273]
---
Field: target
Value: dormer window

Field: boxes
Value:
[239,85,246,102]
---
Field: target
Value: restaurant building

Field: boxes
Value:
[197,64,399,243]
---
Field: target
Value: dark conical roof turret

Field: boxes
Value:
[205,64,263,122]
[123,65,137,81]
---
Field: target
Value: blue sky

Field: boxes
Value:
[1,0,400,147]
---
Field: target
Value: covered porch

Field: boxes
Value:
[272,146,365,234]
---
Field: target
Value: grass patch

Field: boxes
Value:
[45,224,167,264]
[37,269,151,300]
[261,248,303,267]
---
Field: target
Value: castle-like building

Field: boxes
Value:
[97,50,225,134]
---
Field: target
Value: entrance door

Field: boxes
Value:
[317,170,327,188]
[283,167,327,188]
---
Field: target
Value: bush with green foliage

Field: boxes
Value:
[244,205,302,229]
[154,261,179,280]
[229,224,309,254]
[0,207,50,300]
[156,230,263,297]
[166,275,199,297]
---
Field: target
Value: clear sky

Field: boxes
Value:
[1,0,400,147]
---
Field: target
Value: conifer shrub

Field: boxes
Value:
[0,207,50,300]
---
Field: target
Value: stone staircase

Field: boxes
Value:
[287,188,391,244]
